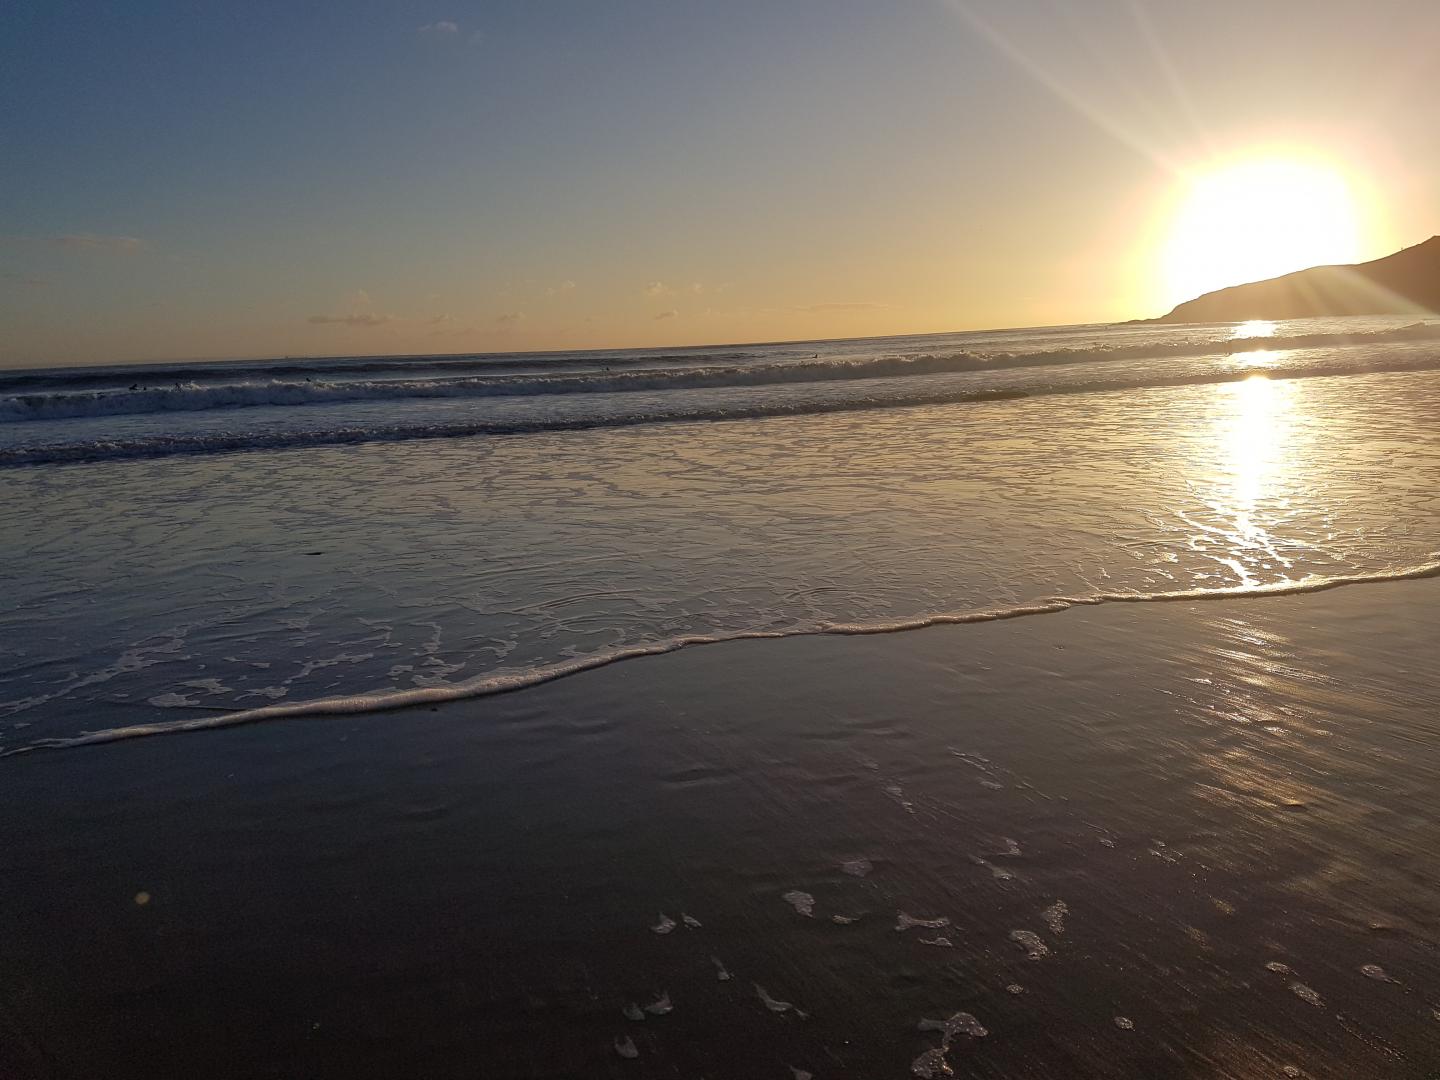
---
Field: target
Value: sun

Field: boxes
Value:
[1162,155,1363,309]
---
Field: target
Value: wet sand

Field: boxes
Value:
[3,578,1439,1078]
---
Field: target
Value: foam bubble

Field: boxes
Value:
[919,936,954,948]
[614,1035,639,1059]
[971,856,1014,881]
[711,956,732,982]
[643,992,673,1015]
[1010,930,1049,960]
[181,677,232,695]
[755,984,794,1013]
[1148,841,1182,864]
[918,1012,987,1040]
[1041,900,1068,935]
[883,784,917,814]
[622,1002,644,1021]
[147,692,200,708]
[897,913,950,932]
[1290,983,1323,1007]
[840,858,873,877]
[910,1047,952,1078]
[782,891,816,917]
[651,913,677,935]
[1114,1016,1134,1030]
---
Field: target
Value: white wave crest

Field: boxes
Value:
[5,321,1437,425]
[8,557,1439,756]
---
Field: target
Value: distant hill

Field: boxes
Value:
[1152,236,1440,323]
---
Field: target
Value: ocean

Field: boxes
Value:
[4,315,1440,750]
[4,317,1440,1077]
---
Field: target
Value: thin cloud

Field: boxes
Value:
[793,302,887,312]
[419,20,459,35]
[0,271,47,286]
[496,312,525,324]
[51,234,142,253]
[307,313,393,327]
[643,281,673,298]
[654,309,677,320]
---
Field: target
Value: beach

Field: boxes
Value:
[4,321,1440,1077]
[10,1,1440,1073]
[3,575,1439,1078]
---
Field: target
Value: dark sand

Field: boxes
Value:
[3,579,1440,1078]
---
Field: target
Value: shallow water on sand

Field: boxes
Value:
[2,580,1438,1078]
[5,343,1440,1077]
[5,368,1440,749]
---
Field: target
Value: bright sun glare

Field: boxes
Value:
[1163,156,1363,308]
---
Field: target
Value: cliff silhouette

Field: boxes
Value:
[1153,236,1440,323]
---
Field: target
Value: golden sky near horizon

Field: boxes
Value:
[1,1,1434,366]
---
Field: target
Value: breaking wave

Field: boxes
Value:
[5,321,1438,425]
[8,351,1440,467]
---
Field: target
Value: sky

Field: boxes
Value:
[2,0,1437,367]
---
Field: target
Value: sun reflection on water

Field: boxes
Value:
[1231,321,1281,368]
[1236,348,1281,368]
[1233,320,1277,339]
[1190,375,1300,587]
[1225,376,1288,511]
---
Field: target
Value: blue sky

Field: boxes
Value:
[2,0,1436,365]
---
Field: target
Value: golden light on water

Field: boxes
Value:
[1162,156,1363,308]
[1210,375,1295,585]
[1233,320,1276,339]
[1232,321,1279,366]
[1236,349,1281,369]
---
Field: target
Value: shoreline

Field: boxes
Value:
[12,555,1440,757]
[4,577,1439,1077]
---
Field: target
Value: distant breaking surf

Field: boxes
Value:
[6,348,1440,467]
[4,320,1439,426]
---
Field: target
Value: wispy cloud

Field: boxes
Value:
[793,302,887,312]
[0,271,47,286]
[546,279,576,297]
[308,288,395,327]
[654,309,677,321]
[307,313,393,327]
[496,311,525,324]
[419,20,459,35]
[50,233,142,253]
[643,281,673,298]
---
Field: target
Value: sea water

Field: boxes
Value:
[4,315,1440,751]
